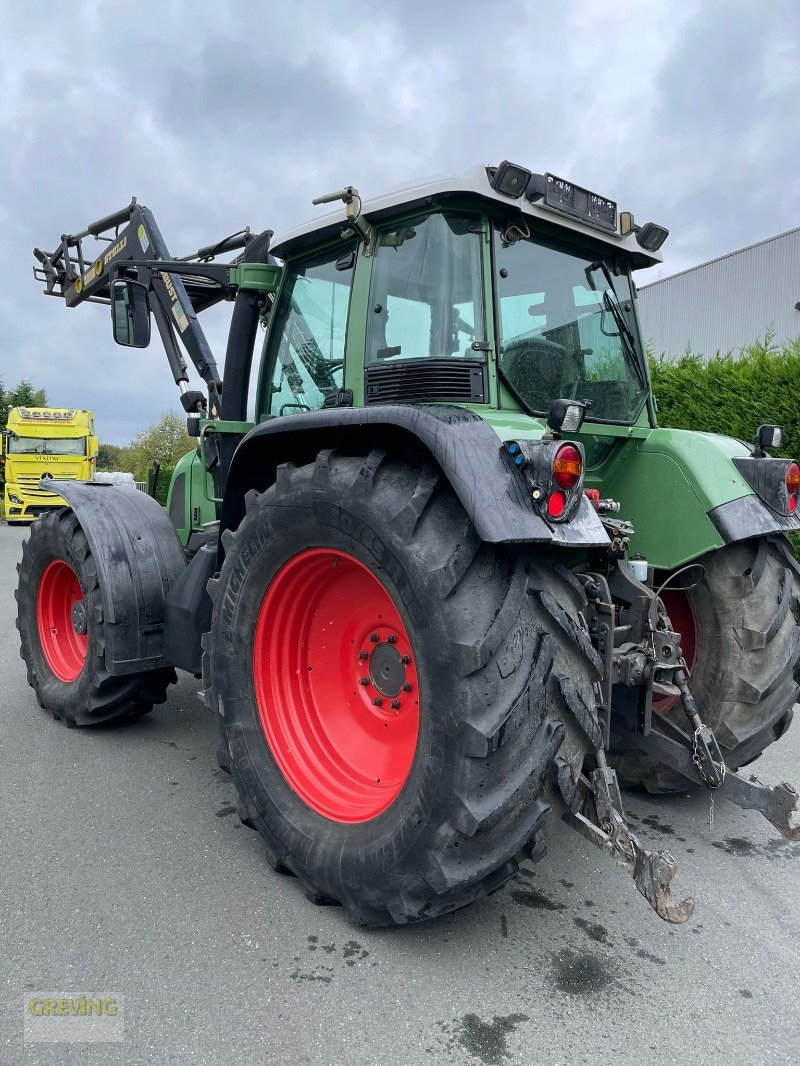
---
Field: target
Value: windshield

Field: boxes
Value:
[494,229,647,423]
[8,436,86,456]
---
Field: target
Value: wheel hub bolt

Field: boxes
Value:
[401,655,411,665]
[369,633,379,643]
[402,682,413,693]
[391,700,400,711]
[359,677,369,686]
[358,651,369,661]
[71,600,87,636]
[387,635,397,645]
[372,696,383,707]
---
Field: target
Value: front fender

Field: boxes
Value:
[42,479,186,675]
[221,405,610,549]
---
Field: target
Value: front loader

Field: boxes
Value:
[18,163,799,928]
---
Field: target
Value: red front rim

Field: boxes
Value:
[36,559,88,683]
[253,548,420,823]
[655,588,698,713]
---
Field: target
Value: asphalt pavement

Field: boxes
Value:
[1,521,799,1065]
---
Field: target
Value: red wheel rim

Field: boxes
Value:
[36,559,88,683]
[654,589,698,713]
[253,548,420,823]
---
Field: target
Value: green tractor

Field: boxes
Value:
[21,163,800,927]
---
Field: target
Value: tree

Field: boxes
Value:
[122,411,194,482]
[1,378,49,428]
[96,443,127,471]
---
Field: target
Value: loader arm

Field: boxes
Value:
[33,200,250,417]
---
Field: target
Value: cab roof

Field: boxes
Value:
[271,163,664,269]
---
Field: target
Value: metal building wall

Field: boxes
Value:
[636,227,800,359]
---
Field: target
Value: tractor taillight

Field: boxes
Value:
[547,491,566,518]
[552,444,582,490]
[786,461,800,499]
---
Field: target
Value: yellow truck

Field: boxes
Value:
[1,407,98,523]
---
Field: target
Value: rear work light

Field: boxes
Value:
[552,444,582,490]
[787,461,800,512]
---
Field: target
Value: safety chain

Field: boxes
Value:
[692,726,726,829]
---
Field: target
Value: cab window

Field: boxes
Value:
[365,213,485,364]
[265,245,355,418]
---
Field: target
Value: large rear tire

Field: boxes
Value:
[206,450,603,927]
[612,536,800,792]
[15,509,176,726]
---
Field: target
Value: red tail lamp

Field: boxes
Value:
[547,491,566,518]
[787,461,800,512]
[552,444,582,490]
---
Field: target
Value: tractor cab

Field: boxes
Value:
[262,163,664,429]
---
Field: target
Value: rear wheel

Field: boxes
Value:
[15,509,176,726]
[206,450,603,926]
[612,537,800,791]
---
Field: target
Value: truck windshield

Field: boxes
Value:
[494,229,647,423]
[8,436,86,455]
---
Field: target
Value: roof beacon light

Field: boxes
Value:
[636,221,669,253]
[490,161,533,199]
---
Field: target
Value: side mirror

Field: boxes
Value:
[111,279,151,348]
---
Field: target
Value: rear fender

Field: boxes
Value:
[220,404,610,550]
[43,479,186,675]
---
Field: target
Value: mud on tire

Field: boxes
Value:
[15,509,176,726]
[206,450,603,927]
[612,536,800,792]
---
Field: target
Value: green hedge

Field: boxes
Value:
[650,337,800,554]
[649,336,800,462]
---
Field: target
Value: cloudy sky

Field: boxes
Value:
[1,0,798,443]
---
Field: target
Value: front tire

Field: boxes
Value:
[15,509,176,726]
[207,450,603,926]
[613,536,800,792]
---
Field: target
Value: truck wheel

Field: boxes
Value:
[15,509,176,726]
[612,536,800,792]
[206,450,602,926]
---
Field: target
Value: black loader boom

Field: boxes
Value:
[33,200,265,422]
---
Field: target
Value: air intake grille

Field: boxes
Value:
[365,359,487,405]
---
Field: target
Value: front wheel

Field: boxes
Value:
[612,537,800,792]
[15,509,176,726]
[206,450,603,927]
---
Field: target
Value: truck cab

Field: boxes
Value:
[2,407,98,523]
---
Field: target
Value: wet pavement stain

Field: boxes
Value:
[439,1012,529,1065]
[638,813,687,843]
[550,949,618,996]
[342,940,369,966]
[739,989,754,999]
[290,966,333,985]
[215,804,236,818]
[508,886,566,911]
[500,914,508,939]
[635,948,667,967]
[573,916,611,945]
[712,836,799,860]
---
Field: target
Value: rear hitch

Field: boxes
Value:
[560,754,695,924]
[616,702,800,842]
